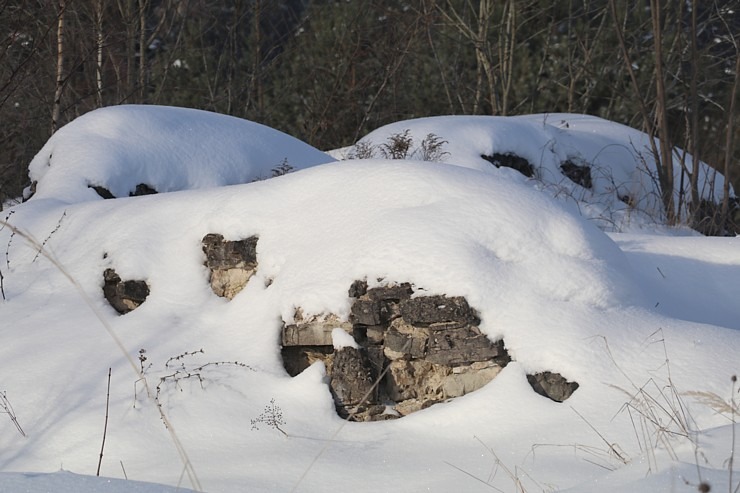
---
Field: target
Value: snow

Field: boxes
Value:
[26,105,335,204]
[0,471,196,492]
[332,328,359,350]
[340,114,731,233]
[1,105,738,493]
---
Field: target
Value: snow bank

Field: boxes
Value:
[26,105,335,204]
[2,113,739,492]
[343,114,730,232]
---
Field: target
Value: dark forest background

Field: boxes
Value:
[1,0,738,228]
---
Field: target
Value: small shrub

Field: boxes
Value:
[250,398,287,436]
[348,140,376,159]
[349,130,448,162]
[379,129,414,160]
[418,133,449,161]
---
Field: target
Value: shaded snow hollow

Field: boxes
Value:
[1,105,738,493]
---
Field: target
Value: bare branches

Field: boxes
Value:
[96,368,112,476]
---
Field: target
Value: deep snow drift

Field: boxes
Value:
[1,106,738,493]
[337,114,730,233]
[25,105,334,204]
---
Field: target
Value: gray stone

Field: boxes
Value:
[349,281,413,326]
[282,312,353,346]
[348,279,368,298]
[365,284,413,302]
[202,234,258,299]
[102,268,149,314]
[350,299,383,326]
[527,371,579,402]
[426,325,509,366]
[282,283,512,422]
[384,321,428,359]
[400,295,474,326]
[130,183,158,196]
[330,347,377,417]
[91,185,115,199]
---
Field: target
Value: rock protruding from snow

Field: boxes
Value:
[202,234,258,299]
[102,268,150,314]
[331,346,379,418]
[281,281,511,421]
[527,371,580,402]
[283,311,353,346]
[480,152,535,177]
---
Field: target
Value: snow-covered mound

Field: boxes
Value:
[341,114,730,232]
[25,105,335,204]
[2,156,739,492]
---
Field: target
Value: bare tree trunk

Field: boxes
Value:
[688,0,700,217]
[95,0,104,107]
[499,0,515,116]
[720,48,740,233]
[138,0,147,102]
[651,0,676,225]
[51,0,66,134]
[610,0,677,224]
[252,0,263,118]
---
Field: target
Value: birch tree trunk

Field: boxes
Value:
[51,0,66,134]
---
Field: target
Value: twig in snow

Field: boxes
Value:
[97,368,112,476]
[0,391,25,437]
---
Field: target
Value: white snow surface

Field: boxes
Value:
[26,105,335,204]
[331,328,359,350]
[1,107,739,493]
[341,114,731,233]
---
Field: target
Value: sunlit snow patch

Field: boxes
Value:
[25,105,335,204]
[342,114,732,233]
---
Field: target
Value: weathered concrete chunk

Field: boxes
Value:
[282,312,353,346]
[366,284,413,302]
[400,295,474,326]
[386,359,442,402]
[103,268,150,314]
[202,233,258,299]
[426,325,508,366]
[349,281,412,326]
[384,322,428,359]
[527,371,579,402]
[202,233,258,269]
[442,362,503,397]
[330,347,377,417]
[350,299,383,325]
[283,282,512,422]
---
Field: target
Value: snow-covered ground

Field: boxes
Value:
[1,106,738,492]
[336,114,728,233]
